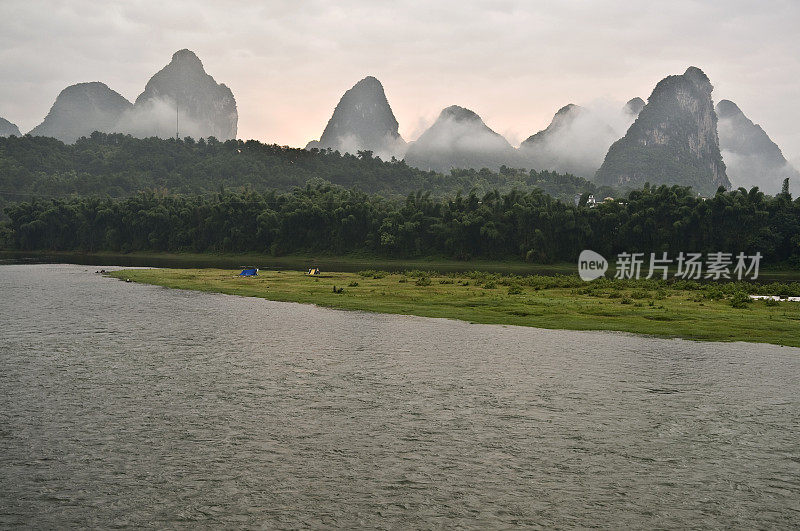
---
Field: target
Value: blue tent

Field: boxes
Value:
[239,268,258,276]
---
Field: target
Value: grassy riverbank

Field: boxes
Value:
[1,250,573,274]
[5,249,800,280]
[108,268,800,347]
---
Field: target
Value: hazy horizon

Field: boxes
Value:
[1,0,798,162]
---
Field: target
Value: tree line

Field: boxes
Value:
[3,182,798,265]
[0,132,609,212]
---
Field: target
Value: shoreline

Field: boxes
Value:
[107,268,800,348]
[4,249,800,281]
[0,250,574,275]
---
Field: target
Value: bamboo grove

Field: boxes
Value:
[3,182,799,265]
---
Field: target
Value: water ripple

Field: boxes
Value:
[0,264,798,529]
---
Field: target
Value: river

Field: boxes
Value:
[1,264,798,528]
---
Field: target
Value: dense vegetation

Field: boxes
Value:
[0,133,607,212]
[4,182,799,266]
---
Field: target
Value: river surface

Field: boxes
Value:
[1,264,798,528]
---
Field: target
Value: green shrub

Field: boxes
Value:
[415,277,431,286]
[347,281,359,287]
[483,281,497,289]
[704,286,725,300]
[671,279,701,291]
[730,291,752,309]
[357,269,386,279]
[507,285,523,295]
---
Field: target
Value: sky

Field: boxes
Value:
[1,0,799,162]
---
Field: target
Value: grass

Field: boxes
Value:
[1,250,574,275]
[6,249,799,281]
[108,268,800,348]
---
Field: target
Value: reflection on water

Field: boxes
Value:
[1,264,798,528]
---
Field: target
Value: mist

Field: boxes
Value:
[517,99,640,178]
[325,132,407,161]
[716,102,800,195]
[116,96,207,140]
[403,109,519,173]
[721,149,800,195]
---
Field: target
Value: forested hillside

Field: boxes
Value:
[0,133,608,207]
[4,183,798,265]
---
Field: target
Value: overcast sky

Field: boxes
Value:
[1,0,799,162]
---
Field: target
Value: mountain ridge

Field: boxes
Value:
[0,117,21,137]
[517,101,639,178]
[716,99,800,193]
[595,67,730,194]
[28,82,132,143]
[306,75,405,159]
[403,105,520,172]
[118,49,237,140]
